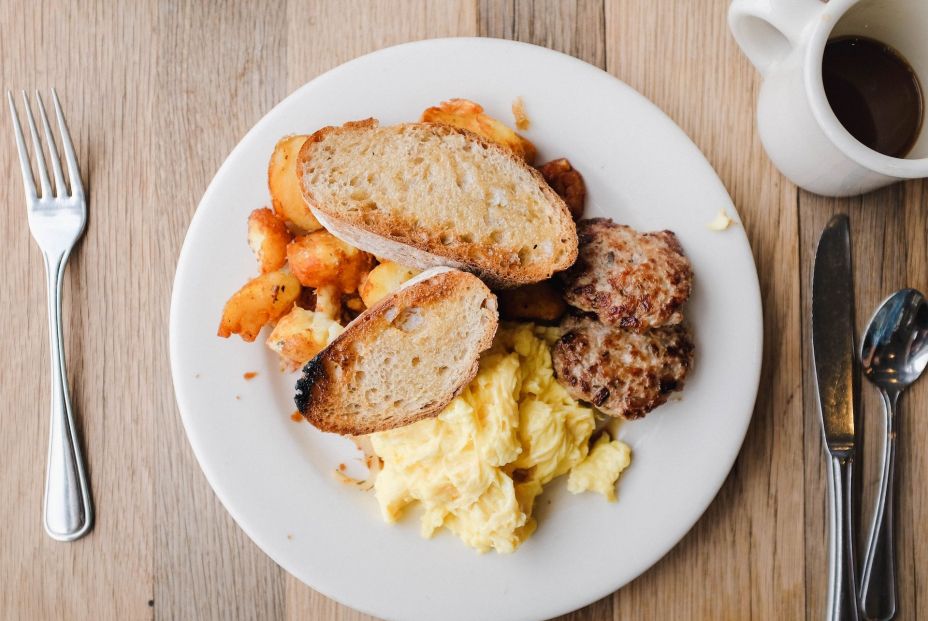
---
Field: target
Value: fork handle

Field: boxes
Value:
[42,251,93,541]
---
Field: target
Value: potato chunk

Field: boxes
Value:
[286,230,375,293]
[266,306,344,370]
[421,99,537,163]
[268,135,322,233]
[497,280,566,322]
[359,261,420,307]
[217,270,301,341]
[538,158,586,220]
[247,208,292,273]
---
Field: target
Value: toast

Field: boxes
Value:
[297,119,578,288]
[294,268,499,435]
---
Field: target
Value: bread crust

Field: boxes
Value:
[298,120,578,288]
[294,269,498,435]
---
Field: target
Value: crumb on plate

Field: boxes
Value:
[512,96,529,130]
[707,208,735,231]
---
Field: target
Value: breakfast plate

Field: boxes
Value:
[170,38,763,621]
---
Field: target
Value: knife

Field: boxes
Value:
[812,214,860,621]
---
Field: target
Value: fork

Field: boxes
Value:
[8,90,93,541]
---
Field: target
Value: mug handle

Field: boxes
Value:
[728,0,825,75]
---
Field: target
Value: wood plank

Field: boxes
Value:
[151,1,290,619]
[283,1,478,618]
[605,1,804,619]
[0,1,157,619]
[902,179,928,621]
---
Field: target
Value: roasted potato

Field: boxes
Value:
[217,270,302,341]
[358,260,419,307]
[538,158,586,220]
[247,207,292,273]
[421,99,537,163]
[314,284,341,322]
[268,135,322,233]
[286,230,375,293]
[497,280,567,322]
[266,306,344,371]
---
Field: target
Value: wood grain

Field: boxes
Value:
[0,1,925,620]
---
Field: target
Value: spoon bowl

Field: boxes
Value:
[861,288,928,393]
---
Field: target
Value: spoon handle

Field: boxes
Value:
[859,389,899,621]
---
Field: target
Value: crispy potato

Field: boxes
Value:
[421,99,537,163]
[314,284,341,322]
[218,270,302,341]
[268,135,322,233]
[497,280,567,322]
[266,306,344,371]
[358,260,420,307]
[538,158,586,220]
[286,230,375,293]
[247,207,292,273]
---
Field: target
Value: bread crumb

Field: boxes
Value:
[707,209,735,231]
[338,463,347,471]
[290,411,303,422]
[243,371,258,380]
[512,97,529,130]
[235,395,241,400]
[287,533,293,540]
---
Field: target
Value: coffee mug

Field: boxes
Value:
[729,0,928,197]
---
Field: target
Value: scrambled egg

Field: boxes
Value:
[368,323,632,553]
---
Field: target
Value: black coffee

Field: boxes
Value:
[822,36,923,158]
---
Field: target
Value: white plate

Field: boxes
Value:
[170,38,763,621]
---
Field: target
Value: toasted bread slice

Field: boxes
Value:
[297,119,578,288]
[294,268,499,435]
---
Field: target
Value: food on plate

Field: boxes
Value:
[560,218,692,331]
[266,306,344,371]
[511,96,529,130]
[217,269,301,341]
[294,268,499,435]
[359,260,420,307]
[566,432,631,501]
[707,208,735,231]
[247,207,292,273]
[217,98,696,556]
[538,158,586,220]
[421,98,537,162]
[369,323,631,553]
[552,315,693,419]
[497,281,566,322]
[296,119,577,287]
[286,230,375,293]
[269,135,322,233]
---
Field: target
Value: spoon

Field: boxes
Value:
[858,288,928,620]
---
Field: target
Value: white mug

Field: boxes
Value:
[729,0,928,197]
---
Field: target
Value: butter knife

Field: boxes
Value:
[812,214,860,621]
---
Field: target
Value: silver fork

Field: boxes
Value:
[8,90,93,541]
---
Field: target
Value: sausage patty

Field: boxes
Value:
[560,218,692,331]
[552,315,694,419]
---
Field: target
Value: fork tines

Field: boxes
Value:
[7,89,83,201]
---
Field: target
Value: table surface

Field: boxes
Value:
[2,1,927,619]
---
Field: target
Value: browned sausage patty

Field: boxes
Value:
[560,218,692,331]
[552,315,694,419]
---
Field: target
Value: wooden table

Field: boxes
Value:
[2,1,926,619]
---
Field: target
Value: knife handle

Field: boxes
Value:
[858,389,899,621]
[827,454,860,621]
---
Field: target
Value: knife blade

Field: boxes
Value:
[812,214,858,456]
[811,213,860,621]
